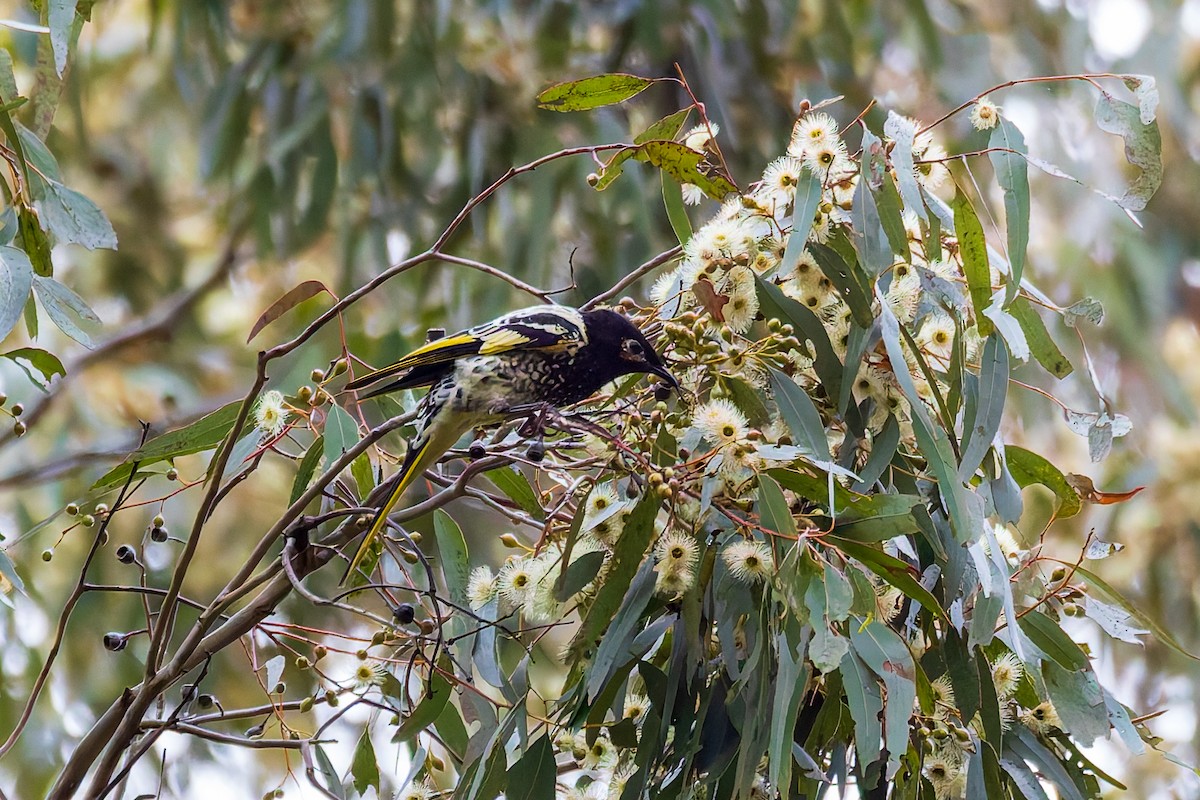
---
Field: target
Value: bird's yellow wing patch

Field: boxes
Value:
[396,334,481,368]
[478,327,533,354]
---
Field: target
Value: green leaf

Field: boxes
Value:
[958,333,1008,481]
[809,243,874,328]
[756,275,843,402]
[984,298,1032,362]
[840,649,883,769]
[815,562,854,623]
[1041,662,1108,747]
[639,140,737,200]
[757,474,797,540]
[832,494,923,543]
[1094,91,1162,212]
[1017,610,1088,670]
[312,744,346,799]
[851,130,893,276]
[586,556,657,698]
[0,246,35,342]
[536,73,653,111]
[661,171,692,247]
[1,347,64,390]
[434,510,470,609]
[1010,297,1073,378]
[850,415,900,492]
[1008,727,1091,800]
[770,466,853,513]
[569,492,659,658]
[975,649,1003,746]
[722,376,772,428]
[989,119,1030,304]
[768,627,811,791]
[485,466,545,521]
[593,108,692,191]
[830,537,946,622]
[506,736,557,800]
[1070,563,1200,661]
[1005,445,1082,517]
[966,741,1005,799]
[470,596,504,690]
[943,629,981,723]
[350,728,380,796]
[93,400,243,490]
[557,550,604,600]
[48,0,77,76]
[779,166,823,271]
[952,189,993,337]
[870,172,910,258]
[351,453,374,500]
[17,206,53,277]
[32,275,101,348]
[877,297,981,543]
[290,435,324,505]
[810,622,849,674]
[393,670,451,743]
[37,180,118,251]
[768,368,829,460]
[322,404,359,473]
[849,620,916,781]
[884,111,926,222]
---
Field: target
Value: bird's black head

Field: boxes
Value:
[581,309,678,391]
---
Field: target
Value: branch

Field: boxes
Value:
[583,246,681,310]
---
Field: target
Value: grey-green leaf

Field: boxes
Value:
[0,246,34,342]
[884,111,926,222]
[769,368,829,461]
[322,404,359,473]
[32,275,101,348]
[958,333,1008,482]
[989,119,1030,304]
[1094,91,1162,212]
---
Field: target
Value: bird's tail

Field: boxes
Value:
[340,439,431,585]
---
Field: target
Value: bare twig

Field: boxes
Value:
[583,246,682,310]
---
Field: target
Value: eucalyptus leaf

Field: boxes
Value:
[536,73,653,111]
[884,112,926,222]
[0,246,34,342]
[988,119,1030,303]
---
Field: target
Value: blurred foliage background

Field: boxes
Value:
[0,0,1198,796]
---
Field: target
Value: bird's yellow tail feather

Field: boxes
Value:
[340,439,431,585]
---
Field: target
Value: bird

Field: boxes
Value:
[340,304,678,584]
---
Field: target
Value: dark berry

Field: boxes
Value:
[393,603,416,624]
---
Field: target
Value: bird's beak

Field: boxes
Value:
[649,362,681,393]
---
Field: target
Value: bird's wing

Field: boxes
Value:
[345,306,587,392]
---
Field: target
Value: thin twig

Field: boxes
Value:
[583,246,682,310]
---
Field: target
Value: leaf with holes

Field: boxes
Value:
[536,73,654,111]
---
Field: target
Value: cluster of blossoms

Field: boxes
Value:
[918,649,1058,799]
[534,95,1078,794]
[417,93,1089,798]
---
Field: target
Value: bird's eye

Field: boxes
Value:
[623,339,645,357]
